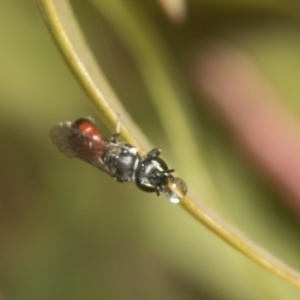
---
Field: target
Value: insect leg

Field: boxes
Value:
[109,117,121,143]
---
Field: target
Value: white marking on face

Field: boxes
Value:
[146,160,163,172]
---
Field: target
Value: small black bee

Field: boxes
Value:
[50,117,175,196]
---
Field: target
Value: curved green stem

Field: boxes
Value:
[38,0,300,289]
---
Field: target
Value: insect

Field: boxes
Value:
[50,117,176,196]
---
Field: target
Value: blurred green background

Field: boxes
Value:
[1,0,300,299]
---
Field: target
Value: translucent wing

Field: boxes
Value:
[50,119,109,174]
[50,121,78,158]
